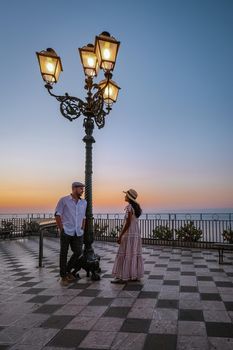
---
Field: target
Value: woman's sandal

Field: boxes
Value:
[110,279,126,284]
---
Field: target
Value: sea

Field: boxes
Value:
[0,208,232,221]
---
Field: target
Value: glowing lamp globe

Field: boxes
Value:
[99,79,120,105]
[95,32,120,72]
[36,48,63,84]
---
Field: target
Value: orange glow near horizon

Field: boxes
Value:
[0,179,232,213]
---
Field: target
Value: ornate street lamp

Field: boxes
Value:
[36,32,120,278]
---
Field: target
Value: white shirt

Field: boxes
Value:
[55,195,87,236]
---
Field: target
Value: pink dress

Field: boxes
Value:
[112,204,144,281]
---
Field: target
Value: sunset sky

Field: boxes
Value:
[0,0,232,213]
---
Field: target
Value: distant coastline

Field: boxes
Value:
[0,208,232,220]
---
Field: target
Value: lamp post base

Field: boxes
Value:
[72,247,101,281]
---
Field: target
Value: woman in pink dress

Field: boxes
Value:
[111,189,144,283]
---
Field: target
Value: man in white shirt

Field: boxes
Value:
[55,182,87,286]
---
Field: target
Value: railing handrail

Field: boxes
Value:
[0,212,232,216]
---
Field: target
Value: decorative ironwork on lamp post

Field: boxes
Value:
[36,31,120,264]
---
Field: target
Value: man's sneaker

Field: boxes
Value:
[60,276,70,286]
[67,273,76,282]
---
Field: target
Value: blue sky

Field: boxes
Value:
[0,0,232,213]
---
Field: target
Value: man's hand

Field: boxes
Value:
[55,215,63,236]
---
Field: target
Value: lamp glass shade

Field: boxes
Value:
[79,44,99,77]
[36,49,63,84]
[95,32,120,71]
[99,79,120,105]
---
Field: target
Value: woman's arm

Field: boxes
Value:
[117,211,132,243]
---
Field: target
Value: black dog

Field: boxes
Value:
[71,253,101,281]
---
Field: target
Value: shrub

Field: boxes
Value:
[110,225,123,238]
[22,220,40,234]
[94,223,108,237]
[175,221,202,242]
[222,228,233,244]
[0,220,17,233]
[152,225,173,240]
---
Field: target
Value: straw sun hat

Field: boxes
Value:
[123,189,139,204]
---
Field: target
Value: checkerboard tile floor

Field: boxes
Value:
[0,237,233,349]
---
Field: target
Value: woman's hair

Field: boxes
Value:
[128,199,142,218]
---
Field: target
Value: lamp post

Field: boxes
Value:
[36,31,120,266]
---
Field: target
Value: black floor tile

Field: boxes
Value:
[121,318,151,333]
[40,315,74,329]
[200,293,222,301]
[180,286,198,293]
[138,291,159,299]
[167,268,180,271]
[170,259,180,262]
[15,276,34,281]
[78,289,100,297]
[88,298,113,306]
[33,304,62,314]
[179,309,204,321]
[47,329,88,347]
[123,284,143,291]
[27,295,53,303]
[12,272,29,276]
[181,272,196,276]
[197,276,213,281]
[206,322,233,338]
[19,282,39,287]
[104,307,130,318]
[68,283,91,289]
[157,299,179,309]
[181,262,193,265]
[23,288,45,294]
[215,281,233,287]
[163,280,179,286]
[148,275,164,280]
[224,302,233,311]
[144,334,177,350]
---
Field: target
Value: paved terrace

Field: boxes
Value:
[0,238,233,350]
